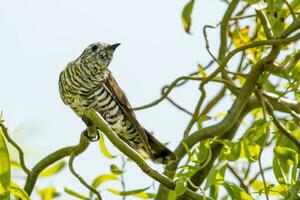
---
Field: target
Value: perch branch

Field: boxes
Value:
[86,110,211,200]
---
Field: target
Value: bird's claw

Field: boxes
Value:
[83,129,100,142]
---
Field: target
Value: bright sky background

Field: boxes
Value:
[0,0,276,199]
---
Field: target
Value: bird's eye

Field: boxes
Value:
[91,45,98,51]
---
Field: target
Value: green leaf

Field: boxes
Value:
[291,154,299,184]
[0,130,10,199]
[209,184,219,199]
[268,0,275,12]
[291,0,300,12]
[275,0,284,10]
[223,181,254,200]
[134,192,156,199]
[243,119,269,146]
[99,132,116,159]
[64,187,89,200]
[231,26,250,48]
[204,161,227,190]
[39,161,66,177]
[10,161,21,169]
[250,180,280,195]
[181,0,195,33]
[182,141,192,160]
[274,146,297,161]
[243,142,260,162]
[273,157,286,184]
[220,140,241,161]
[10,181,30,200]
[269,15,285,36]
[37,187,60,200]
[197,140,212,165]
[107,187,150,197]
[168,191,176,200]
[290,62,300,81]
[175,177,187,196]
[244,0,262,4]
[91,173,118,189]
[197,64,207,78]
[285,180,300,200]
[110,164,123,175]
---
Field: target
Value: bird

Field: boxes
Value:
[59,42,177,164]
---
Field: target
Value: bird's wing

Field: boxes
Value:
[104,72,152,156]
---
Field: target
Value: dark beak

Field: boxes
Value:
[106,43,121,51]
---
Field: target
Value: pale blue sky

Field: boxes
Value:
[1,0,275,199]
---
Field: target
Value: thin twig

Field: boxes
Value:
[227,164,249,193]
[183,84,207,138]
[200,87,226,116]
[283,0,296,21]
[243,162,252,181]
[0,123,31,175]
[230,14,256,20]
[133,76,238,111]
[162,86,193,116]
[248,167,273,186]
[265,99,300,150]
[256,85,270,200]
[69,153,102,200]
[121,156,127,200]
[203,24,222,65]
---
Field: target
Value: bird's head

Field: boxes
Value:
[78,42,120,72]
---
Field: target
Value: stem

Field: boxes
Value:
[69,153,102,200]
[0,123,31,175]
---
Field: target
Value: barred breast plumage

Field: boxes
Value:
[59,42,176,164]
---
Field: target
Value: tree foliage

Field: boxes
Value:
[1,0,300,199]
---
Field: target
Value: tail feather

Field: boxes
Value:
[144,129,177,164]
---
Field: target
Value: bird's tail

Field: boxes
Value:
[144,129,177,164]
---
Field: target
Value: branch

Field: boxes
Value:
[156,46,281,198]
[256,9,274,39]
[86,110,211,200]
[156,97,260,199]
[161,86,193,116]
[263,91,300,113]
[279,19,300,38]
[256,87,270,200]
[248,167,273,186]
[283,0,296,21]
[24,133,90,195]
[133,76,238,111]
[266,51,300,73]
[219,0,240,59]
[203,24,221,64]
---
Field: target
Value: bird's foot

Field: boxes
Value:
[83,128,99,142]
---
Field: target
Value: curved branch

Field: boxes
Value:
[23,133,90,195]
[86,110,212,200]
[133,76,238,111]
[69,153,102,200]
